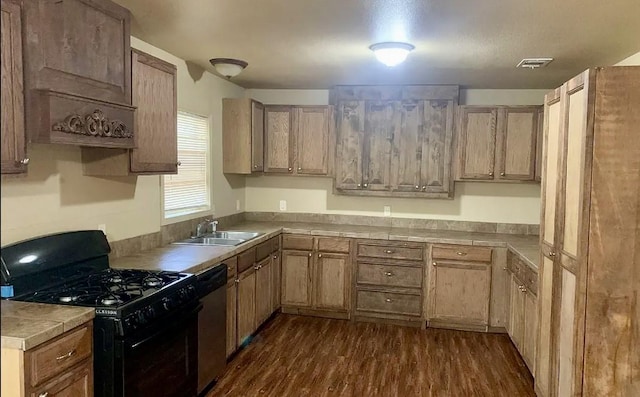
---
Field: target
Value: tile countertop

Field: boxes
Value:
[1,301,95,351]
[110,221,540,275]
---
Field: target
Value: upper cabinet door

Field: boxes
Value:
[1,0,26,174]
[22,0,131,103]
[335,101,365,190]
[251,101,264,172]
[264,105,293,174]
[391,101,422,193]
[458,107,497,180]
[541,90,563,250]
[363,101,398,191]
[130,49,177,174]
[496,107,539,181]
[421,100,455,196]
[295,106,331,175]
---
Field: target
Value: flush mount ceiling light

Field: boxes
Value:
[209,58,248,78]
[369,42,415,67]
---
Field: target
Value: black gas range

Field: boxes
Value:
[1,230,201,397]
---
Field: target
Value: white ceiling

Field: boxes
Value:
[114,0,640,89]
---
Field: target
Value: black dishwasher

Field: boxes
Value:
[196,264,227,395]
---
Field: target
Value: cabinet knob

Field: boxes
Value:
[456,252,467,256]
[308,253,312,257]
[288,167,292,171]
[357,183,361,188]
[384,271,393,277]
[254,266,260,270]
[38,393,48,397]
[298,167,302,171]
[318,254,322,258]
[384,250,394,254]
[549,252,556,257]
[500,172,505,176]
[385,298,393,303]
[273,255,278,259]
[489,172,494,177]
[503,267,508,271]
[363,183,368,188]
[422,186,427,191]
[18,158,30,165]
[254,165,258,169]
[235,279,240,284]
[176,161,181,166]
[432,262,437,266]
[415,185,420,189]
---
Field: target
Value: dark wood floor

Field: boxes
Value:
[208,314,535,397]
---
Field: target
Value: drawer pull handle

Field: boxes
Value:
[56,349,76,361]
[384,271,393,277]
[235,279,240,284]
[456,252,467,256]
[521,287,527,293]
[432,262,437,266]
[385,298,393,303]
[254,266,260,270]
[318,254,322,258]
[384,250,394,254]
[549,252,556,257]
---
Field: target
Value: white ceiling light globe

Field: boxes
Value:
[369,42,415,67]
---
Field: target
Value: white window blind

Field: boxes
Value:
[163,112,210,219]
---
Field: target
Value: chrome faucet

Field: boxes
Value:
[210,220,219,233]
[194,219,219,237]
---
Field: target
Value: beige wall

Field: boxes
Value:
[244,88,546,224]
[615,51,640,65]
[0,37,245,246]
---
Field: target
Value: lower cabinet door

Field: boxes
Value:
[509,275,525,350]
[236,269,256,347]
[314,252,350,311]
[255,257,273,326]
[226,280,237,357]
[428,261,492,325]
[523,290,538,375]
[281,250,312,307]
[271,251,282,311]
[30,360,93,397]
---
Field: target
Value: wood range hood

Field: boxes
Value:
[22,0,136,149]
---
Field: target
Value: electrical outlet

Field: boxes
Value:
[98,224,107,234]
[383,206,391,217]
[279,200,287,211]
[236,200,241,211]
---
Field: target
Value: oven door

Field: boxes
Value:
[121,303,201,397]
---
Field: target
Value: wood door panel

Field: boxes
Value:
[281,251,312,307]
[314,253,349,311]
[391,101,422,192]
[363,101,397,191]
[356,263,422,288]
[130,49,177,173]
[255,258,272,326]
[428,261,492,325]
[459,107,497,179]
[226,281,237,357]
[498,107,538,180]
[251,101,264,172]
[356,290,422,316]
[335,101,364,189]
[562,88,587,258]
[535,256,554,396]
[508,275,525,350]
[523,291,537,374]
[237,269,256,347]
[264,106,293,173]
[0,0,26,174]
[30,359,92,397]
[542,99,562,246]
[432,244,492,263]
[271,252,282,311]
[557,268,577,397]
[296,106,330,175]
[421,100,454,193]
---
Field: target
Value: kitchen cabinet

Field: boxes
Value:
[82,49,178,176]
[271,245,282,312]
[334,85,458,198]
[1,322,93,397]
[457,106,542,182]
[254,256,273,326]
[281,236,351,317]
[236,267,256,347]
[223,98,264,174]
[226,279,237,358]
[1,0,27,174]
[22,0,135,148]
[506,252,538,376]
[427,244,493,330]
[536,67,640,397]
[264,105,334,176]
[355,240,425,325]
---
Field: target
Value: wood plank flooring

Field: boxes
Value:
[208,314,535,396]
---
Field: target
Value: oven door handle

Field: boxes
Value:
[128,302,202,350]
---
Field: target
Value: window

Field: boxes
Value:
[163,111,210,219]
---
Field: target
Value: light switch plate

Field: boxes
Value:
[383,206,391,217]
[279,200,287,211]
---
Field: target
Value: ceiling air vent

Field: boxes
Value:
[516,58,554,69]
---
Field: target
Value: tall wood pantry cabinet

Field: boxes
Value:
[536,66,640,397]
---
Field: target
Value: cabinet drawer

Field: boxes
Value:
[523,266,538,296]
[357,263,422,288]
[356,290,422,316]
[432,245,492,263]
[29,324,92,387]
[317,237,350,253]
[226,256,238,281]
[282,235,314,250]
[357,244,424,261]
[256,240,273,261]
[238,248,256,273]
[507,252,525,281]
[271,236,280,251]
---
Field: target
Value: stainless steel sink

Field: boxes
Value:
[172,231,263,246]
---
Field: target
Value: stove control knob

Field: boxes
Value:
[162,297,175,311]
[145,306,156,320]
[136,310,146,325]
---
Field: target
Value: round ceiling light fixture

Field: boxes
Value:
[369,42,415,67]
[209,58,248,78]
